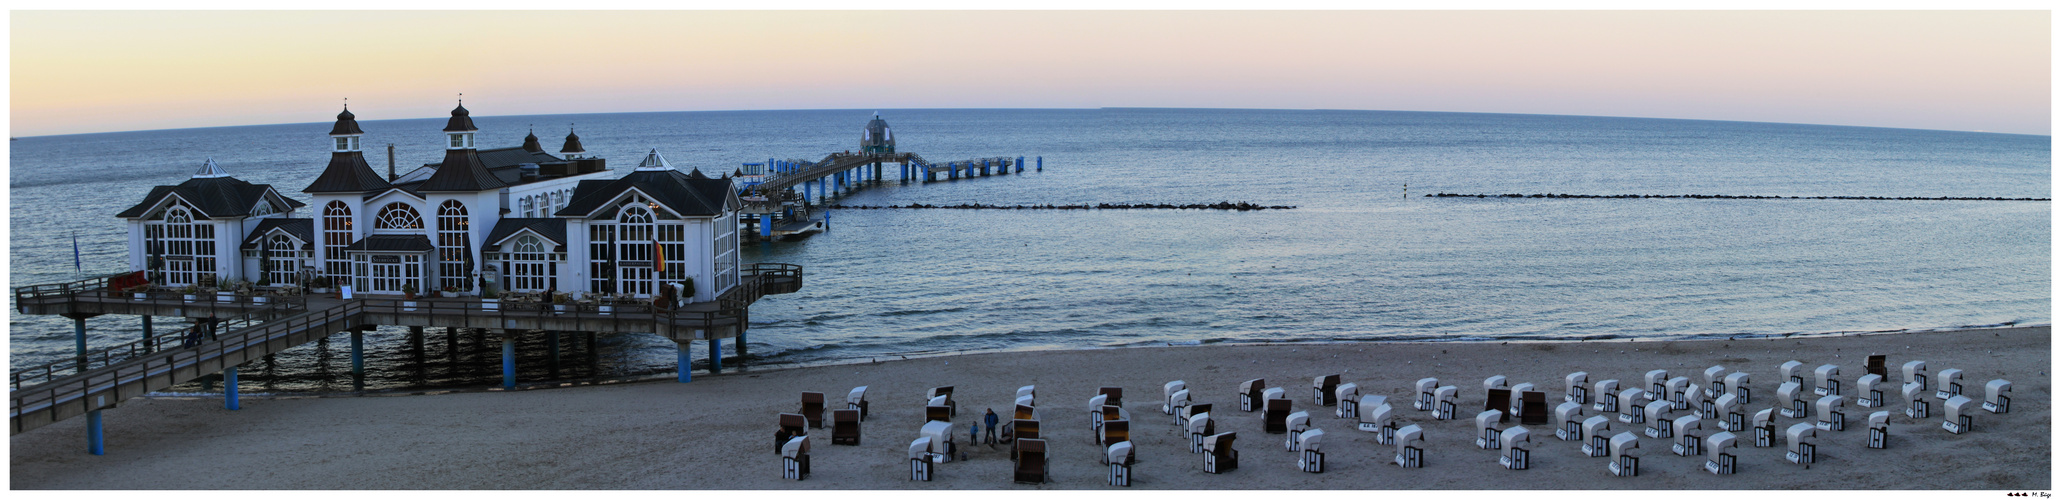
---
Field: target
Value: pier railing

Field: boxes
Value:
[11,272,130,310]
[11,301,367,435]
[8,298,309,390]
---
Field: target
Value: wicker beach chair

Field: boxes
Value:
[1867,411,1891,449]
[1297,428,1327,473]
[1285,410,1312,450]
[1784,423,1818,464]
[1903,360,1929,389]
[920,420,955,463]
[909,437,935,481]
[781,435,810,480]
[1107,440,1135,486]
[1485,388,1513,424]
[1902,382,1930,418]
[1484,375,1508,393]
[1565,372,1590,405]
[1014,439,1048,483]
[1781,360,1806,386]
[1181,402,1212,432]
[1433,385,1459,420]
[1264,398,1293,433]
[1815,364,1841,396]
[1943,395,1976,434]
[1593,379,1621,413]
[1163,380,1188,414]
[1816,395,1846,431]
[1856,374,1886,408]
[800,392,826,428]
[1187,412,1215,453]
[1414,378,1439,411]
[1334,383,1361,418]
[1608,432,1641,477]
[1500,426,1531,470]
[1702,366,1728,398]
[1671,414,1704,457]
[1984,379,2012,413]
[1475,409,1505,450]
[1617,388,1648,424]
[829,409,860,445]
[1643,399,1676,438]
[1705,431,1738,475]
[1715,393,1743,431]
[1394,425,1425,468]
[1017,385,1036,405]
[927,386,956,417]
[1937,368,1966,401]
[776,413,807,453]
[1100,419,1130,449]
[1368,401,1399,444]
[1777,382,1808,418]
[1645,370,1670,399]
[1313,375,1342,406]
[1582,415,1613,457]
[1099,386,1124,407]
[1866,355,1888,379]
[1666,376,1692,410]
[1554,401,1586,441]
[847,386,870,420]
[1725,372,1752,405]
[1204,432,1239,473]
[1012,419,1041,461]
[926,405,951,423]
[1242,378,1268,412]
[1752,409,1777,447]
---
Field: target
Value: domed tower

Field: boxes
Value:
[860,112,894,155]
[560,125,587,159]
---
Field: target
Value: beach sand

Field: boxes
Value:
[10,326,2049,490]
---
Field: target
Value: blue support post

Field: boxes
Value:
[983,159,990,175]
[141,315,153,352]
[87,410,104,455]
[350,329,364,380]
[1037,156,1043,171]
[677,343,692,383]
[73,317,87,371]
[501,336,515,389]
[761,214,773,237]
[224,366,239,410]
[950,163,958,180]
[710,338,723,374]
[1018,156,1025,173]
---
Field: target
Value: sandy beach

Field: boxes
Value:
[10,326,2048,490]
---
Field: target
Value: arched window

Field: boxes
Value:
[503,234,557,292]
[437,200,471,291]
[151,203,214,286]
[323,201,353,284]
[266,234,299,286]
[520,196,535,218]
[375,202,422,230]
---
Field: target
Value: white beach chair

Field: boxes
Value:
[920,420,956,463]
[1815,364,1841,396]
[1777,382,1808,418]
[1555,401,1586,441]
[1666,376,1692,410]
[1645,370,1670,400]
[1203,432,1239,473]
[781,435,810,480]
[1942,395,1976,434]
[1725,372,1752,405]
[1107,441,1134,486]
[1510,382,1536,412]
[908,437,935,481]
[1297,428,1326,473]
[1671,414,1704,457]
[1285,411,1312,450]
[1715,393,1743,432]
[848,386,870,420]
[1263,386,1287,406]
[1617,388,1648,424]
[1903,360,1929,389]
[1903,382,1930,418]
[1241,378,1267,412]
[1815,395,1846,431]
[1168,390,1191,425]
[1752,409,1776,447]
[1016,395,1037,417]
[1781,360,1806,386]
[1367,402,1399,444]
[1313,375,1342,407]
[1703,365,1728,398]
[1088,393,1110,433]
[1394,424,1425,468]
[1867,411,1891,449]
[1163,380,1187,414]
[1856,373,1886,408]
[1475,409,1506,450]
[1566,372,1590,405]
[1984,379,2012,414]
[1935,368,1964,400]
[1187,412,1215,453]
[1355,394,1388,430]
[1784,422,1817,465]
[1335,383,1362,419]
[1607,432,1641,477]
[1582,415,1614,457]
[1500,426,1532,470]
[1643,401,1676,438]
[1484,375,1509,393]
[927,386,956,417]
[1706,432,1739,475]
[1687,381,1713,418]
[1593,379,1621,413]
[1018,385,1036,402]
[1415,377,1439,411]
[1433,385,1460,420]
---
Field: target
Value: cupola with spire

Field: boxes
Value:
[444,100,478,150]
[419,99,507,192]
[635,149,673,171]
[521,126,544,153]
[305,104,393,193]
[194,157,231,178]
[560,125,587,159]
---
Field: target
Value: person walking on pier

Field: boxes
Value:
[984,408,999,444]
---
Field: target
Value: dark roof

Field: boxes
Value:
[116,176,305,219]
[559,168,738,218]
[345,234,434,252]
[561,128,585,154]
[240,218,315,249]
[478,146,562,170]
[330,107,363,135]
[304,151,394,193]
[863,114,893,147]
[416,148,508,192]
[443,103,477,132]
[482,218,568,249]
[521,130,543,153]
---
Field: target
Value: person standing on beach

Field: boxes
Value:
[969,421,980,455]
[984,409,999,444]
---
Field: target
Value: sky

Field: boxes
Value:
[7,10,2052,137]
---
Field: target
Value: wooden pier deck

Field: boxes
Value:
[9,265,802,436]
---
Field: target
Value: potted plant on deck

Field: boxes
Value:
[308,277,332,295]
[402,281,418,300]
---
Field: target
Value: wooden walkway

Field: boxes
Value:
[9,265,802,436]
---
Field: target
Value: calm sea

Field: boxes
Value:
[8,108,2050,392]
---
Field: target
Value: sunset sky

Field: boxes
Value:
[8,10,2051,137]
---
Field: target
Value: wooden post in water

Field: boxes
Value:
[224,366,240,410]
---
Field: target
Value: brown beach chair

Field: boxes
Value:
[1520,391,1550,425]
[1014,439,1049,483]
[776,413,807,453]
[1264,398,1293,433]
[926,405,951,423]
[800,392,826,428]
[1100,387,1124,407]
[928,386,957,416]
[1203,432,1239,473]
[1240,379,1266,412]
[1485,388,1513,423]
[1313,375,1342,406]
[1866,355,1888,378]
[1012,419,1041,461]
[831,409,861,445]
[1015,403,1037,421]
[1101,419,1130,448]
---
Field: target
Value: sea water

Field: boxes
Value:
[8,108,2049,392]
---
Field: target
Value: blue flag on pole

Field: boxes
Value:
[73,232,82,271]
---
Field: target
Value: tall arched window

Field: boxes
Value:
[375,202,422,230]
[503,234,558,292]
[266,234,300,286]
[323,201,353,284]
[151,204,214,286]
[437,200,471,291]
[520,196,535,218]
